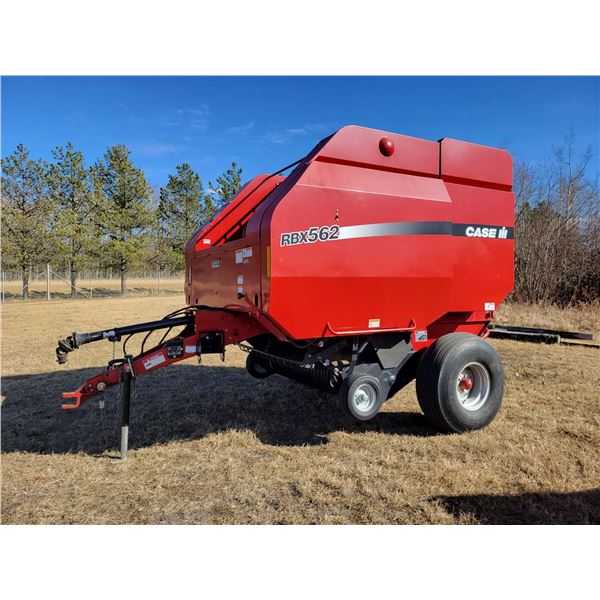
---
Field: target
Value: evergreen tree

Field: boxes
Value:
[1,144,53,300]
[92,145,154,295]
[209,161,243,207]
[47,142,99,298]
[148,200,171,275]
[158,163,208,270]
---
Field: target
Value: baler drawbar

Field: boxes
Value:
[57,125,515,457]
[57,305,265,409]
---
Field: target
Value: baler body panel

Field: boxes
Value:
[266,163,455,338]
[184,174,284,310]
[186,125,514,342]
[59,125,515,431]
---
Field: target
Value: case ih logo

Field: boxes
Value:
[464,225,510,239]
[280,224,340,246]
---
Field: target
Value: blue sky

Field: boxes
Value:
[2,76,599,189]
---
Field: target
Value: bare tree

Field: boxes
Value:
[513,132,600,305]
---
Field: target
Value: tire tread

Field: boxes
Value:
[416,333,501,433]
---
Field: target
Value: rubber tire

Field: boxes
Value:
[246,352,272,379]
[340,374,384,421]
[416,333,504,433]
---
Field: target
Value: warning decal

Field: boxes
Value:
[143,352,166,370]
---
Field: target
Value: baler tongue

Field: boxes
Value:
[61,389,85,410]
[56,306,265,458]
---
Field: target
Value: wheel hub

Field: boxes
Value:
[352,383,376,414]
[458,375,473,393]
[456,362,491,411]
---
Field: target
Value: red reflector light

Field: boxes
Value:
[379,137,395,157]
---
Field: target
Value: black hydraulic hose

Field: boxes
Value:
[122,333,134,356]
[157,326,174,346]
[271,157,305,177]
[55,305,241,364]
[140,325,173,356]
[140,329,154,355]
[56,315,193,364]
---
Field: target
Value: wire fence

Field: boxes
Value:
[1,265,184,302]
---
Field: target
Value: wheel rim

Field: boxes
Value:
[352,382,377,415]
[456,362,491,411]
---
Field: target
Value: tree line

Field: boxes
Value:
[512,133,599,306]
[2,134,599,305]
[1,142,242,299]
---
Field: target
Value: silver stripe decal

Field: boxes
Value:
[338,221,453,239]
[338,221,514,240]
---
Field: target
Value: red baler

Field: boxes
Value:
[57,125,514,447]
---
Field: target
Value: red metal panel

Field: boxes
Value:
[185,125,514,344]
[186,174,284,308]
[316,125,440,177]
[446,181,515,311]
[188,239,262,310]
[266,164,455,339]
[188,174,283,253]
[440,138,513,190]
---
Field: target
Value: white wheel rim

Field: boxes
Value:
[456,362,491,411]
[352,383,377,414]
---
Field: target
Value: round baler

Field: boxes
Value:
[57,125,514,449]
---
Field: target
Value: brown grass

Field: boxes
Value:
[1,277,183,302]
[1,297,599,524]
[496,300,600,340]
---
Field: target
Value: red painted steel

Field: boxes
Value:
[440,137,513,190]
[61,309,267,408]
[61,125,514,409]
[187,125,514,344]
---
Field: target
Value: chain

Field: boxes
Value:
[98,396,109,449]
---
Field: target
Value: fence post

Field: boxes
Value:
[47,264,51,300]
[90,274,93,300]
[1,270,4,303]
[157,267,161,295]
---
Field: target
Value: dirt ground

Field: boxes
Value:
[1,295,599,524]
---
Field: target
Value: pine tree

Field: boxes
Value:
[47,142,99,298]
[1,144,53,300]
[209,161,243,208]
[158,163,208,270]
[92,145,154,295]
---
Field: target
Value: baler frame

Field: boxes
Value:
[56,304,492,457]
[56,124,514,456]
[57,306,269,409]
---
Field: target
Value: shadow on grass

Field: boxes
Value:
[433,489,600,524]
[1,364,439,455]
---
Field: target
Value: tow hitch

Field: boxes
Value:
[56,306,265,458]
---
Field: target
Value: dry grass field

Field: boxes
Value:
[1,295,599,524]
[496,300,600,340]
